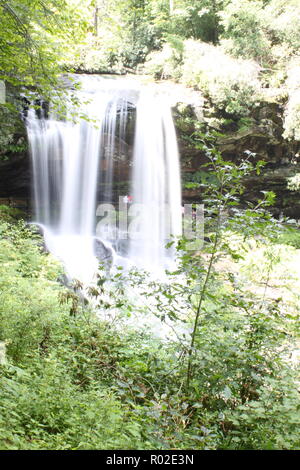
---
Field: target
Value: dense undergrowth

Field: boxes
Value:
[0,149,299,450]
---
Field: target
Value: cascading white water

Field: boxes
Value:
[26,76,182,282]
[129,89,182,271]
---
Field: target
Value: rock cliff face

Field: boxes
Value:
[0,153,30,198]
[175,98,300,218]
[0,86,30,206]
[1,80,300,218]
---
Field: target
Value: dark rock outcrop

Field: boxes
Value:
[0,153,31,198]
[93,237,114,273]
[175,100,300,218]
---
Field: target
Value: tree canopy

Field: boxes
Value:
[1,0,300,92]
[0,0,87,93]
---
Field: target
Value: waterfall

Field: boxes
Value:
[129,89,182,270]
[26,76,182,282]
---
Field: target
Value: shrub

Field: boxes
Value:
[220,0,272,65]
[181,40,261,115]
[223,372,300,449]
[283,61,300,141]
[220,0,300,66]
[143,42,182,80]
[144,39,262,116]
[0,360,147,450]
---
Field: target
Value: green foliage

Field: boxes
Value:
[65,34,125,74]
[0,361,147,450]
[1,0,299,130]
[84,135,299,450]
[0,0,88,95]
[287,173,300,192]
[0,219,66,362]
[220,0,272,65]
[220,0,300,66]
[283,61,300,141]
[1,0,298,123]
[0,101,27,160]
[0,205,25,222]
[143,40,183,79]
[223,372,300,449]
[0,213,215,449]
[183,170,217,190]
[276,225,300,249]
[170,0,227,44]
[145,39,261,116]
[181,40,261,115]
[1,120,300,451]
[0,216,152,449]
